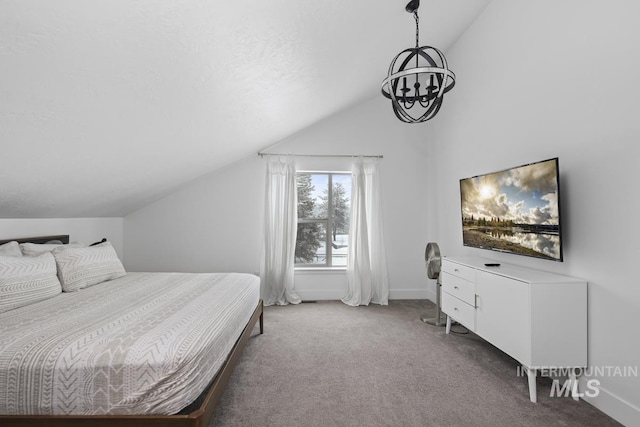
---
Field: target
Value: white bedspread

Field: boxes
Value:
[0,272,260,415]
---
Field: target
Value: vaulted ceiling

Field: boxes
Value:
[1,0,491,217]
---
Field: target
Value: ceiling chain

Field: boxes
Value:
[414,12,420,48]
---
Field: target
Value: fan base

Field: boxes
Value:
[420,313,445,326]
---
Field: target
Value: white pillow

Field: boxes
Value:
[20,241,85,257]
[53,241,126,292]
[0,241,23,257]
[0,253,62,314]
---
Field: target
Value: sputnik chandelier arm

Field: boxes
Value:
[381,0,455,123]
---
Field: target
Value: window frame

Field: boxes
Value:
[295,170,351,269]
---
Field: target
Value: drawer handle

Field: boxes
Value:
[454,286,459,290]
[454,307,458,311]
[454,268,459,272]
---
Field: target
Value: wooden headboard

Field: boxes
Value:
[0,235,70,245]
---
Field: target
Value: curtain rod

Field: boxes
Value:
[257,152,383,159]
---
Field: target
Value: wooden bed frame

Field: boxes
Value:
[0,235,264,427]
[0,235,71,245]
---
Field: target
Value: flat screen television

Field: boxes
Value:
[459,157,563,261]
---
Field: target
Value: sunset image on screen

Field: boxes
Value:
[460,158,562,261]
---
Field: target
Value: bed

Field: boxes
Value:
[0,235,263,427]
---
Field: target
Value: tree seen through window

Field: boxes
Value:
[295,173,351,267]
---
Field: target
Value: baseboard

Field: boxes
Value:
[579,377,640,426]
[296,289,433,301]
[388,289,432,300]
[296,289,344,301]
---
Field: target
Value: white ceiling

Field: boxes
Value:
[1,0,491,218]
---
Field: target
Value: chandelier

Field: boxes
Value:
[381,0,455,123]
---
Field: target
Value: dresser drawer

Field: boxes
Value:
[442,272,476,306]
[442,292,476,330]
[442,259,476,283]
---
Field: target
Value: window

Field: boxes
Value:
[295,172,351,267]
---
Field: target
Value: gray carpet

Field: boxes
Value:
[210,300,621,427]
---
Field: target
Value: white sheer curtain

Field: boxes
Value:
[260,156,301,306]
[342,157,389,306]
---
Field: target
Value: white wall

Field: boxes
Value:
[0,218,124,259]
[124,155,265,275]
[124,96,436,301]
[428,1,640,424]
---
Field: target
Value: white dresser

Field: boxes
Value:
[441,257,587,402]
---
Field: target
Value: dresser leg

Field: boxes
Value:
[445,315,451,334]
[525,366,537,402]
[569,368,579,401]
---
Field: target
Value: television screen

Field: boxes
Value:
[460,158,563,261]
